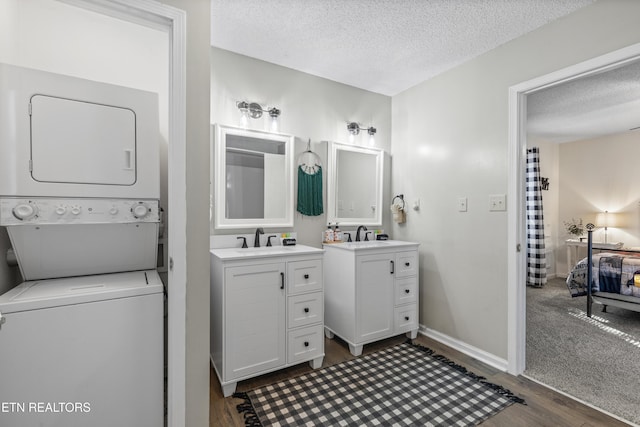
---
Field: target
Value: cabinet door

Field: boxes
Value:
[356,253,394,342]
[225,262,286,380]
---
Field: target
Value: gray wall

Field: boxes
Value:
[210,47,392,246]
[391,0,640,359]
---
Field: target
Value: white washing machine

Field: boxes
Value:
[0,197,164,427]
[0,198,160,280]
[0,270,163,427]
[0,64,164,426]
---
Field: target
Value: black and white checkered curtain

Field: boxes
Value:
[526,148,547,287]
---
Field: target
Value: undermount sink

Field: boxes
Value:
[235,246,294,254]
[341,241,390,249]
[327,240,420,251]
[210,244,323,261]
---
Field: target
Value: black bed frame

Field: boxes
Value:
[585,223,640,317]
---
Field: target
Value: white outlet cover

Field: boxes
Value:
[489,194,506,211]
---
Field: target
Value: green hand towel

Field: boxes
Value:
[297,165,323,216]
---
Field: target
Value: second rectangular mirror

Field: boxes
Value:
[327,141,383,226]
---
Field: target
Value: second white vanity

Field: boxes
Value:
[210,244,325,397]
[323,240,420,356]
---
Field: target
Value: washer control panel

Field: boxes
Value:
[0,198,160,225]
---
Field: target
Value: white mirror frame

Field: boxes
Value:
[212,124,294,229]
[327,141,383,227]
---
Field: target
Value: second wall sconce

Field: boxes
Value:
[237,101,281,131]
[347,121,377,145]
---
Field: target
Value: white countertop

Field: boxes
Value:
[210,244,323,261]
[322,240,419,251]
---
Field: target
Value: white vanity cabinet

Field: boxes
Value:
[210,245,324,397]
[323,241,419,356]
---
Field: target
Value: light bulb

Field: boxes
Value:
[270,115,279,132]
[240,111,248,128]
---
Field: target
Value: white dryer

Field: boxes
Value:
[0,63,159,199]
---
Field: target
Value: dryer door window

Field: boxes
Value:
[30,95,136,186]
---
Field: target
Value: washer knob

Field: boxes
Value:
[70,206,82,216]
[109,206,119,215]
[12,203,37,220]
[132,203,149,219]
[55,205,67,215]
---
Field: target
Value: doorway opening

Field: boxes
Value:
[508,42,640,422]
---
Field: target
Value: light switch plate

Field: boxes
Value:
[489,194,506,211]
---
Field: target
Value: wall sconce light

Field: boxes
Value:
[347,122,377,145]
[237,101,281,131]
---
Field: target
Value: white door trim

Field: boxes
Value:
[507,42,640,375]
[59,0,188,424]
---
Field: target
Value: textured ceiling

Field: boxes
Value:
[211,0,594,96]
[211,0,639,142]
[527,60,640,143]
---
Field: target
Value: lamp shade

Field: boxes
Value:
[596,211,621,228]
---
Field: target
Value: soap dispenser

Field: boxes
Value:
[333,223,342,242]
[323,223,334,243]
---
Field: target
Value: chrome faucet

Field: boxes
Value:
[355,225,368,242]
[254,227,264,247]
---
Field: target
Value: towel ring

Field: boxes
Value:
[392,194,406,210]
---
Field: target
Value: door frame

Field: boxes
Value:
[507,42,640,375]
[62,0,188,423]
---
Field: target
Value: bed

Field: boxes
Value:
[566,246,640,316]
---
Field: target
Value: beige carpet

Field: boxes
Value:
[526,277,640,424]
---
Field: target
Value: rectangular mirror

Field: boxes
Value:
[327,141,383,226]
[212,124,294,229]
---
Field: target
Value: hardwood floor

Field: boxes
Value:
[210,335,629,426]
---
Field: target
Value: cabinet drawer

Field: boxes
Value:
[288,292,323,329]
[395,277,417,306]
[394,304,418,333]
[287,324,324,364]
[287,259,323,294]
[395,251,418,278]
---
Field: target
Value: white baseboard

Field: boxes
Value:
[419,325,508,372]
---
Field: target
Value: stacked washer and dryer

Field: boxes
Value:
[0,64,164,426]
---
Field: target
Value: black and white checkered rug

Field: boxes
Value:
[233,341,525,426]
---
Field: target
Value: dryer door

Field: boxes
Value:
[30,94,137,186]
